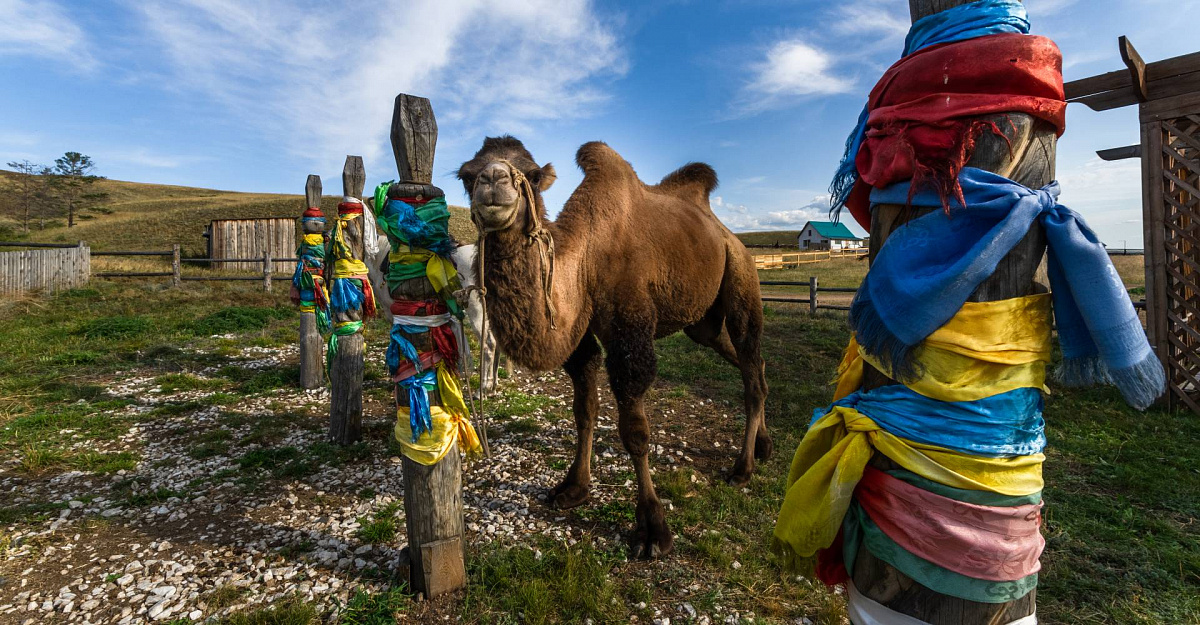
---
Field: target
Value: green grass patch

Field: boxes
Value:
[356,502,401,544]
[0,501,68,525]
[465,540,626,624]
[194,306,293,336]
[71,450,139,473]
[75,315,150,339]
[337,587,409,624]
[155,373,225,394]
[505,417,541,435]
[220,595,318,625]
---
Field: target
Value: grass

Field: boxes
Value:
[337,587,410,624]
[220,596,318,625]
[736,230,804,248]
[355,502,401,544]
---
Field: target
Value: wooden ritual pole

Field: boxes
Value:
[852,0,1052,622]
[298,175,324,389]
[327,157,368,444]
[389,94,467,597]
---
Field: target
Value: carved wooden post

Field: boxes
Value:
[295,175,326,390]
[386,94,468,598]
[327,157,368,444]
[851,1,1052,622]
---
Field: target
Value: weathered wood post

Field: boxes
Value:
[171,244,181,287]
[384,94,470,598]
[262,250,272,291]
[851,1,1052,622]
[809,276,818,315]
[293,175,327,389]
[326,157,370,444]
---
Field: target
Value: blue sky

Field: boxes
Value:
[2,0,1197,247]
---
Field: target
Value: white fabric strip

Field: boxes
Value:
[393,313,452,327]
[847,581,1036,625]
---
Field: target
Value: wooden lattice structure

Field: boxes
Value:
[1066,38,1200,413]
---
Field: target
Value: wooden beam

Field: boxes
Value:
[1120,36,1149,103]
[389,93,467,599]
[391,95,438,185]
[328,157,367,445]
[856,1,1043,622]
[298,175,324,390]
[1097,145,1142,161]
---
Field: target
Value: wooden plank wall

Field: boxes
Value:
[0,246,91,295]
[209,219,295,272]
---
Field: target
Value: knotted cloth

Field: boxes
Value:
[829,0,1042,224]
[373,183,477,465]
[853,168,1165,409]
[291,208,330,331]
[326,201,377,319]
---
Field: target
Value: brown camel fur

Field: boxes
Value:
[458,136,769,558]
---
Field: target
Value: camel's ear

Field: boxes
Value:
[531,163,556,192]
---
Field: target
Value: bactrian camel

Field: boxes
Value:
[459,136,769,558]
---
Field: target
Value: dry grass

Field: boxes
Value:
[0,171,475,253]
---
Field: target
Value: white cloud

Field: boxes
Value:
[1024,0,1081,16]
[0,0,95,69]
[103,148,214,170]
[129,0,625,179]
[829,1,909,42]
[1056,156,1143,247]
[713,194,834,232]
[745,39,853,105]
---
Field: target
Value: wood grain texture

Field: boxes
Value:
[389,92,466,599]
[300,174,325,389]
[857,2,1045,622]
[328,157,367,445]
[391,94,438,184]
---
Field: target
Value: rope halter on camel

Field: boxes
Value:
[470,159,557,330]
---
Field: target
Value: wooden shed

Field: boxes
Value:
[205,218,296,272]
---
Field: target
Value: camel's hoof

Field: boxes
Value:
[726,469,752,488]
[754,434,774,461]
[547,482,590,510]
[632,500,674,560]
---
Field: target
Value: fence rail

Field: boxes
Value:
[753,248,868,270]
[0,241,296,291]
[761,278,1147,313]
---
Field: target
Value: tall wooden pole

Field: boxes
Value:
[298,175,324,389]
[328,157,367,444]
[854,1,1051,622]
[389,94,467,598]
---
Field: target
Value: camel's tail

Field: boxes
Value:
[657,163,719,208]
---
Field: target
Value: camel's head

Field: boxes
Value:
[458,135,556,233]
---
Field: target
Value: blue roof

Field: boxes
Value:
[802,221,859,240]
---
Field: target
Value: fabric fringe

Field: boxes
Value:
[849,289,923,383]
[1054,351,1165,411]
[329,277,363,314]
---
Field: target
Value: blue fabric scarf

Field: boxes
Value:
[850,167,1165,410]
[400,369,439,442]
[820,386,1046,458]
[828,0,1031,217]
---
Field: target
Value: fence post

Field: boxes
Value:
[263,251,272,291]
[389,93,468,599]
[809,276,818,315]
[172,244,181,287]
[297,175,326,390]
[327,156,367,445]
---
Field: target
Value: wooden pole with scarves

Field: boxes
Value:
[774,1,1162,624]
[379,93,481,598]
[291,174,327,390]
[853,4,1051,621]
[326,156,373,445]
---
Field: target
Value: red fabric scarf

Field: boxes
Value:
[391,299,460,374]
[846,33,1066,228]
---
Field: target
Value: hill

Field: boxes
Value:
[735,230,801,248]
[0,171,476,254]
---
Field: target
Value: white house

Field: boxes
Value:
[797,221,864,250]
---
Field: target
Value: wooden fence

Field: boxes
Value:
[207,218,296,272]
[754,248,868,269]
[0,242,296,292]
[759,277,1148,313]
[0,242,90,295]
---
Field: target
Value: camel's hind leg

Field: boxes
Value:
[548,334,603,509]
[721,253,771,486]
[606,317,673,559]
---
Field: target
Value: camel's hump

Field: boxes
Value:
[657,163,718,204]
[575,141,629,176]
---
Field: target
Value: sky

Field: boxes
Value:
[2,0,1198,248]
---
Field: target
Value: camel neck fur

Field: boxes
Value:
[481,204,592,372]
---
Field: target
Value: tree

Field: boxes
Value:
[52,152,105,228]
[4,160,53,234]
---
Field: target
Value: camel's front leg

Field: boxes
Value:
[606,323,673,559]
[548,334,602,509]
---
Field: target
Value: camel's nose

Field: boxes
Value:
[479,162,512,186]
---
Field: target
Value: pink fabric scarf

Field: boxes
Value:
[855,467,1045,582]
